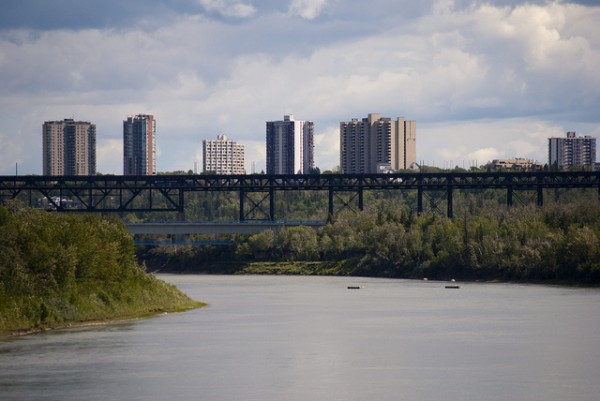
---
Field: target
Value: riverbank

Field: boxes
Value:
[144,258,355,276]
[6,301,205,338]
[1,266,206,338]
[140,200,600,285]
[0,205,205,338]
[144,258,599,287]
[5,308,207,338]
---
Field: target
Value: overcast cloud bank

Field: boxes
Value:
[0,0,599,175]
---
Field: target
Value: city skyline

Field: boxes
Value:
[1,0,599,175]
[24,112,600,176]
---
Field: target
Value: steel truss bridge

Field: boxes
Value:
[1,171,599,220]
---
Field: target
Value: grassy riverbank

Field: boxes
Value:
[0,204,204,337]
[143,257,355,276]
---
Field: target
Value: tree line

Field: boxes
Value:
[140,189,600,284]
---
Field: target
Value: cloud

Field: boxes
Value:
[314,125,340,171]
[432,0,456,15]
[419,118,570,167]
[288,0,328,20]
[199,0,257,18]
[0,111,42,174]
[0,1,599,175]
[0,126,23,173]
[199,1,599,125]
[96,139,123,174]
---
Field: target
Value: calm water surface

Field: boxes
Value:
[1,275,600,401]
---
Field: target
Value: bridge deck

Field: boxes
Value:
[125,220,326,235]
[2,172,599,218]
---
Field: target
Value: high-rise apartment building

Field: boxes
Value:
[203,134,245,174]
[266,114,314,175]
[42,119,96,176]
[340,113,416,174]
[548,131,596,169]
[123,114,156,175]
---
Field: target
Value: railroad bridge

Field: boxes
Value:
[1,171,599,222]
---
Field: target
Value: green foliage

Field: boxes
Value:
[0,205,202,336]
[141,188,600,284]
[134,189,600,284]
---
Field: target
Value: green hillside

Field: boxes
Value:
[0,203,204,337]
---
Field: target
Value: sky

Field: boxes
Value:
[1,0,599,175]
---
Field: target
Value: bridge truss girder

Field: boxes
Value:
[1,171,600,219]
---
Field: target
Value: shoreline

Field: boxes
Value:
[149,260,600,288]
[2,302,206,339]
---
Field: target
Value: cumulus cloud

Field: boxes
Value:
[0,0,599,175]
[203,1,599,125]
[288,0,329,20]
[432,0,456,15]
[199,0,256,18]
[0,127,23,173]
[96,139,123,174]
[420,119,570,167]
[314,125,340,171]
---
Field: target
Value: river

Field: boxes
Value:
[1,275,600,401]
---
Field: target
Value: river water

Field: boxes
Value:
[1,275,600,401]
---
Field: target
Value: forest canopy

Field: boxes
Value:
[0,203,202,336]
[140,189,600,284]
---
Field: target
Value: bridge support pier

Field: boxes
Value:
[269,187,275,220]
[358,187,364,211]
[239,188,245,221]
[177,190,185,219]
[328,187,334,217]
[507,185,513,208]
[447,185,453,218]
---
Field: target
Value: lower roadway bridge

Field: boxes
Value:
[125,220,327,235]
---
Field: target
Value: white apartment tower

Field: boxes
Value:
[340,113,416,174]
[42,119,96,176]
[203,134,245,174]
[266,114,315,175]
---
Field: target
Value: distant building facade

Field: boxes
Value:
[266,114,314,174]
[123,114,156,175]
[340,113,416,174]
[491,158,542,170]
[203,134,245,174]
[548,132,596,169]
[42,119,96,176]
